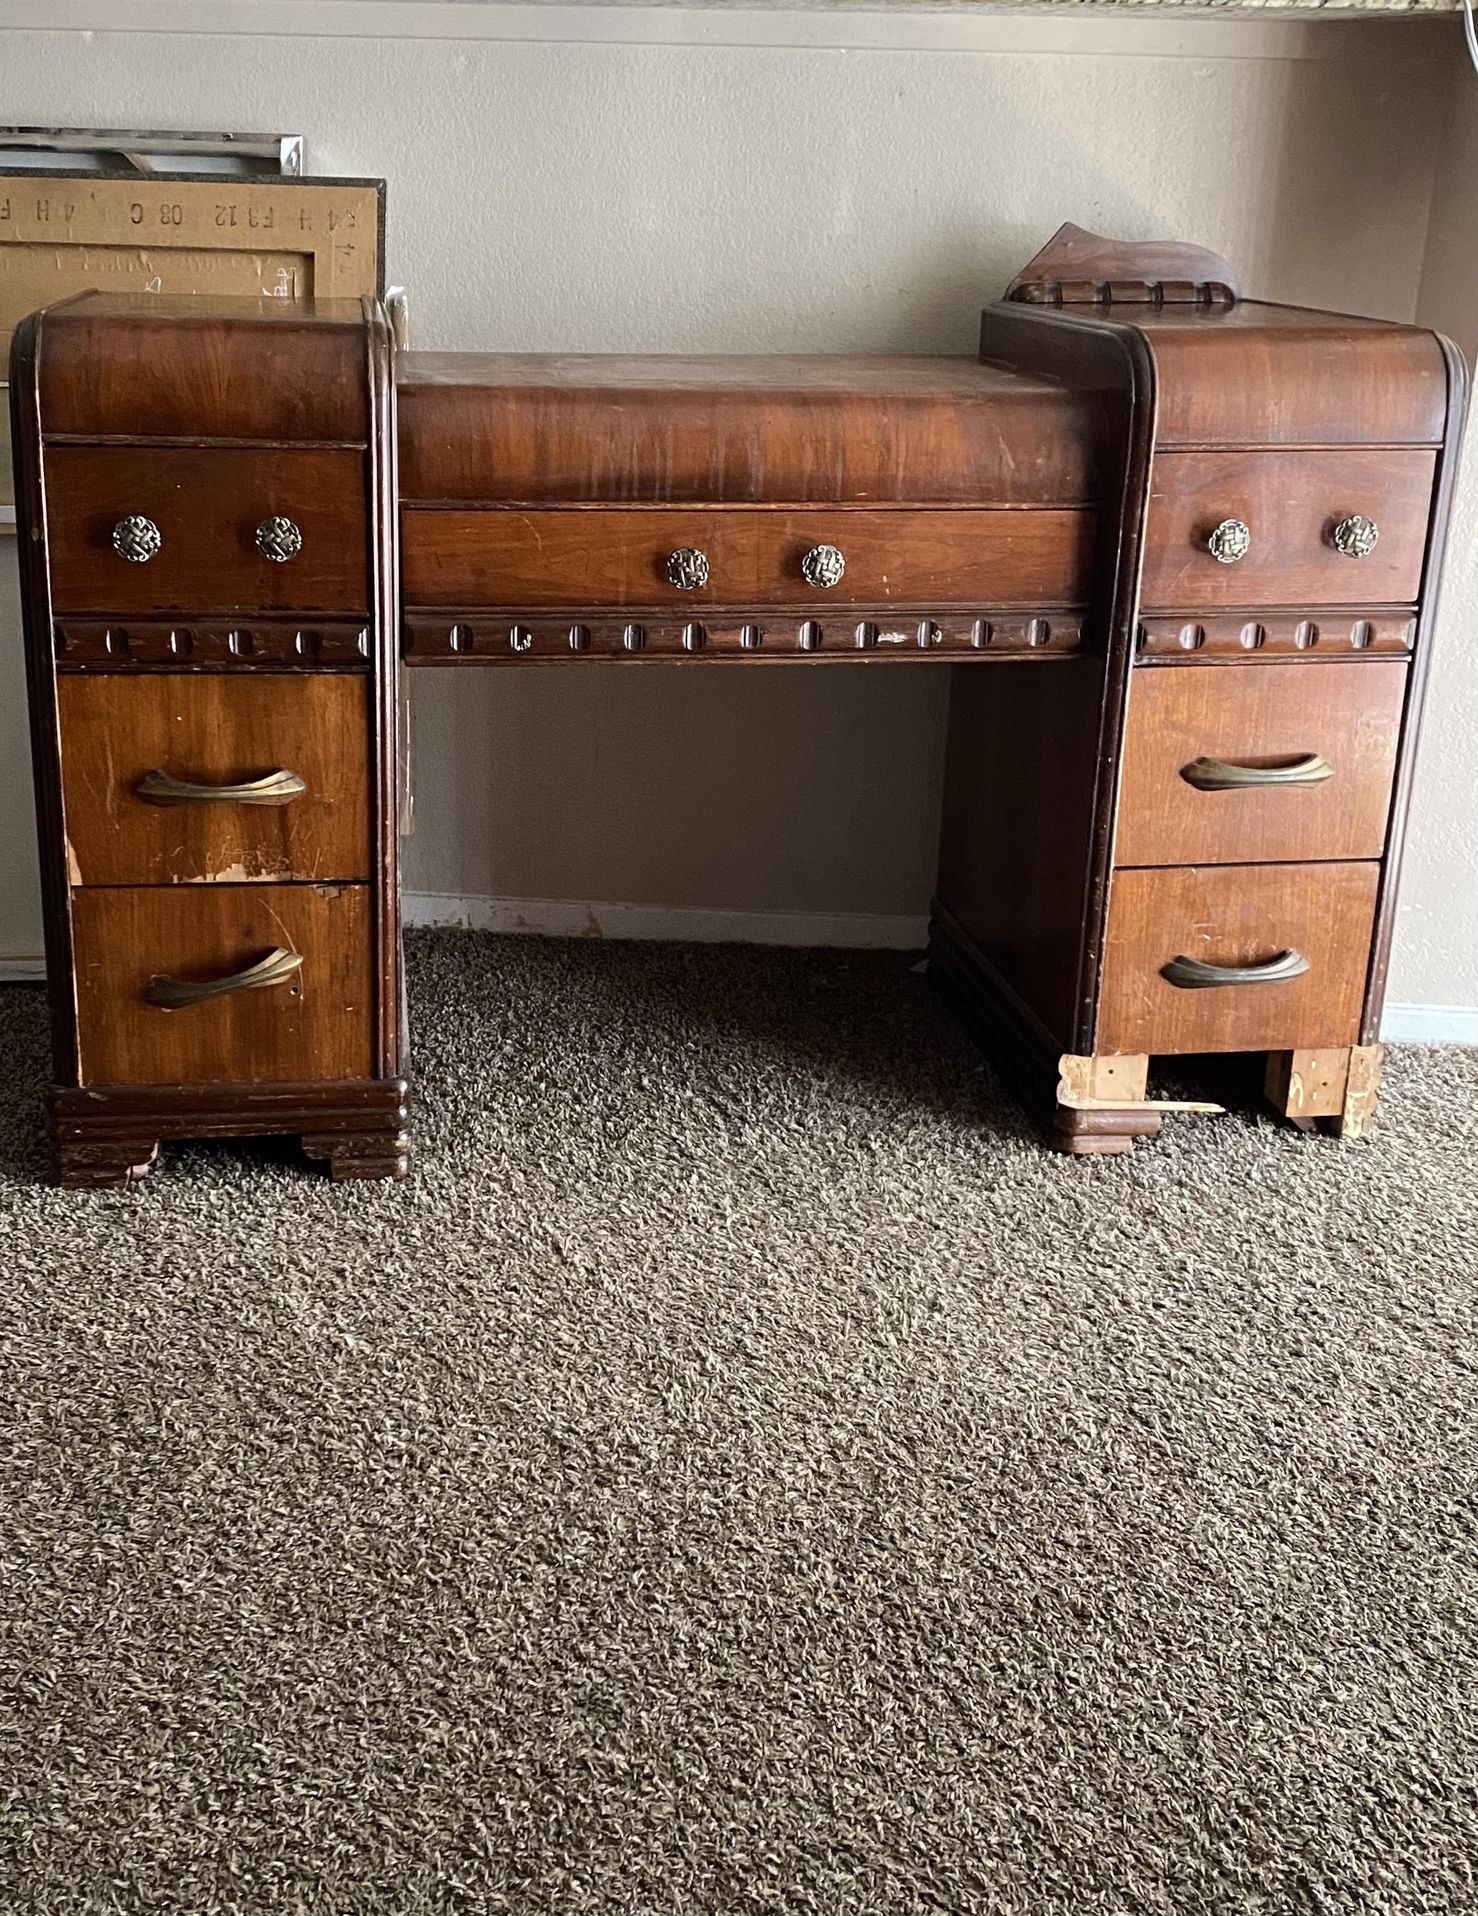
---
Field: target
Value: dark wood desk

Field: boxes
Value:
[10,226,1465,1183]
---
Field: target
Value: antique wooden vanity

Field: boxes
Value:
[10,225,1464,1183]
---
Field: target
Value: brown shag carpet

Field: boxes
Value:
[3,931,1478,1915]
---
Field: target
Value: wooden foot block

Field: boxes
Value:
[1265,1045,1383,1140]
[1054,1105,1164,1156]
[301,1129,411,1181]
[56,1138,159,1189]
[1054,1055,1161,1156]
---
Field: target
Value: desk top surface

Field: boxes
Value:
[397,351,1105,507]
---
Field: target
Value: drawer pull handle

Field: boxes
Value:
[665,547,710,591]
[255,516,304,563]
[1162,949,1311,991]
[801,543,846,590]
[1179,753,1332,792]
[1205,518,1251,565]
[136,768,307,807]
[144,945,303,1010]
[112,515,162,564]
[1331,514,1379,559]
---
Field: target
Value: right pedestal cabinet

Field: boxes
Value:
[931,224,1466,1154]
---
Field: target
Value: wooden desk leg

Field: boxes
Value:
[55,1137,160,1189]
[1264,1045,1384,1139]
[302,1127,412,1182]
[1054,1054,1162,1156]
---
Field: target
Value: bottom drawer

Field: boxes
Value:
[1097,861,1379,1056]
[72,884,374,1086]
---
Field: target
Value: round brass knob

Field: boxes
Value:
[1206,519,1251,566]
[112,516,161,564]
[801,543,846,590]
[665,547,709,591]
[255,516,303,564]
[1331,514,1379,560]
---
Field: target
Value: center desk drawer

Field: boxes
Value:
[1141,449,1436,611]
[1098,861,1379,1057]
[57,675,371,886]
[401,507,1095,608]
[1116,660,1407,867]
[45,446,369,616]
[71,884,374,1087]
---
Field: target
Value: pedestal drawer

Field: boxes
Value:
[59,675,370,886]
[1097,861,1379,1056]
[45,446,368,616]
[72,884,374,1086]
[1116,660,1407,868]
[1140,449,1435,611]
[402,506,1094,609]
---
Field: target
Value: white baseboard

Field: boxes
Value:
[1379,1003,1478,1045]
[0,958,46,983]
[403,891,928,949]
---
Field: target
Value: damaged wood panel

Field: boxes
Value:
[57,674,371,885]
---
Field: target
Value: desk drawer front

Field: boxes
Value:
[46,447,369,616]
[1097,861,1379,1056]
[72,884,374,1087]
[1141,449,1435,611]
[402,507,1095,610]
[1116,660,1407,868]
[58,675,371,886]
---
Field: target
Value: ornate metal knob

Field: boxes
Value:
[255,516,303,563]
[801,544,846,590]
[1206,519,1251,565]
[1331,514,1379,560]
[665,547,709,591]
[112,516,161,564]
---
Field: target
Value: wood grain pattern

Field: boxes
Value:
[1115,660,1407,867]
[36,294,371,442]
[71,883,374,1086]
[1096,861,1380,1056]
[45,446,368,616]
[57,674,370,884]
[1140,449,1436,611]
[1141,305,1449,449]
[402,507,1095,611]
[397,353,1105,506]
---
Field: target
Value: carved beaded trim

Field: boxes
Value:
[1135,611,1416,660]
[403,610,1087,663]
[54,618,373,670]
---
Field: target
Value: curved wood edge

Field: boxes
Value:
[1006,222,1240,308]
[364,295,407,1085]
[10,308,81,1088]
[976,300,1158,1055]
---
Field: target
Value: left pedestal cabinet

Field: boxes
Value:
[10,295,406,1187]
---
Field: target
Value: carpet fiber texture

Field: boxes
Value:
[3,931,1478,1915]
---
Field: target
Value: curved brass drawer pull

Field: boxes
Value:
[136,768,307,807]
[1162,949,1310,990]
[144,945,303,1010]
[1179,754,1332,792]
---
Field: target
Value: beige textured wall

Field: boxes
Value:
[0,9,1468,1009]
[1400,68,1478,1015]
